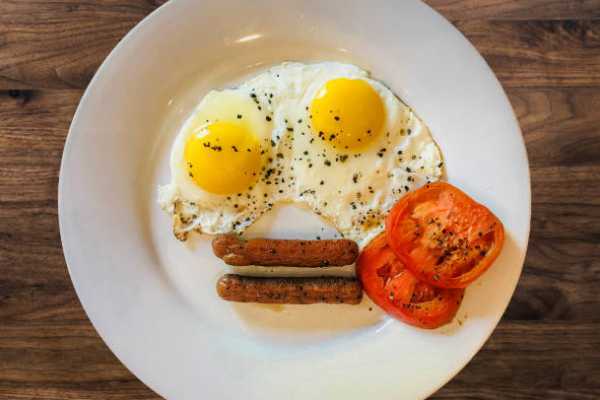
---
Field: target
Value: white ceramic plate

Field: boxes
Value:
[59,1,530,399]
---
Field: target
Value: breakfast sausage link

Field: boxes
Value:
[212,234,359,267]
[216,274,363,304]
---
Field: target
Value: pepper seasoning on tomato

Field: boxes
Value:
[386,182,505,289]
[357,233,464,329]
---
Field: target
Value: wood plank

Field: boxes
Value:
[0,387,158,400]
[504,87,600,322]
[507,206,600,321]
[433,322,600,399]
[510,88,600,168]
[426,0,600,21]
[0,322,158,399]
[0,90,77,202]
[0,90,82,327]
[509,198,600,321]
[0,0,162,89]
[1,4,599,89]
[459,20,600,88]
[0,90,76,287]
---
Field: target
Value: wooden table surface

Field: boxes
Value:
[1,1,599,399]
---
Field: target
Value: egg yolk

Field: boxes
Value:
[184,121,262,195]
[310,78,385,151]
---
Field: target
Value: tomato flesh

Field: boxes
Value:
[357,234,464,329]
[386,182,504,288]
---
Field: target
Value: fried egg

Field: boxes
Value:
[158,88,289,239]
[159,62,443,246]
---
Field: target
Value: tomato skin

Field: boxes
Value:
[357,234,464,329]
[386,182,505,289]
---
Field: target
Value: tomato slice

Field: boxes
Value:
[386,182,505,289]
[357,233,464,329]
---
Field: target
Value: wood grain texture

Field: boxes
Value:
[0,0,166,89]
[435,322,600,400]
[501,88,600,325]
[426,0,600,20]
[1,2,600,89]
[457,20,600,87]
[0,1,599,399]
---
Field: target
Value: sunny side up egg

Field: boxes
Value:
[159,62,444,246]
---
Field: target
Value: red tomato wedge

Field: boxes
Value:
[386,182,505,289]
[357,233,464,329]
